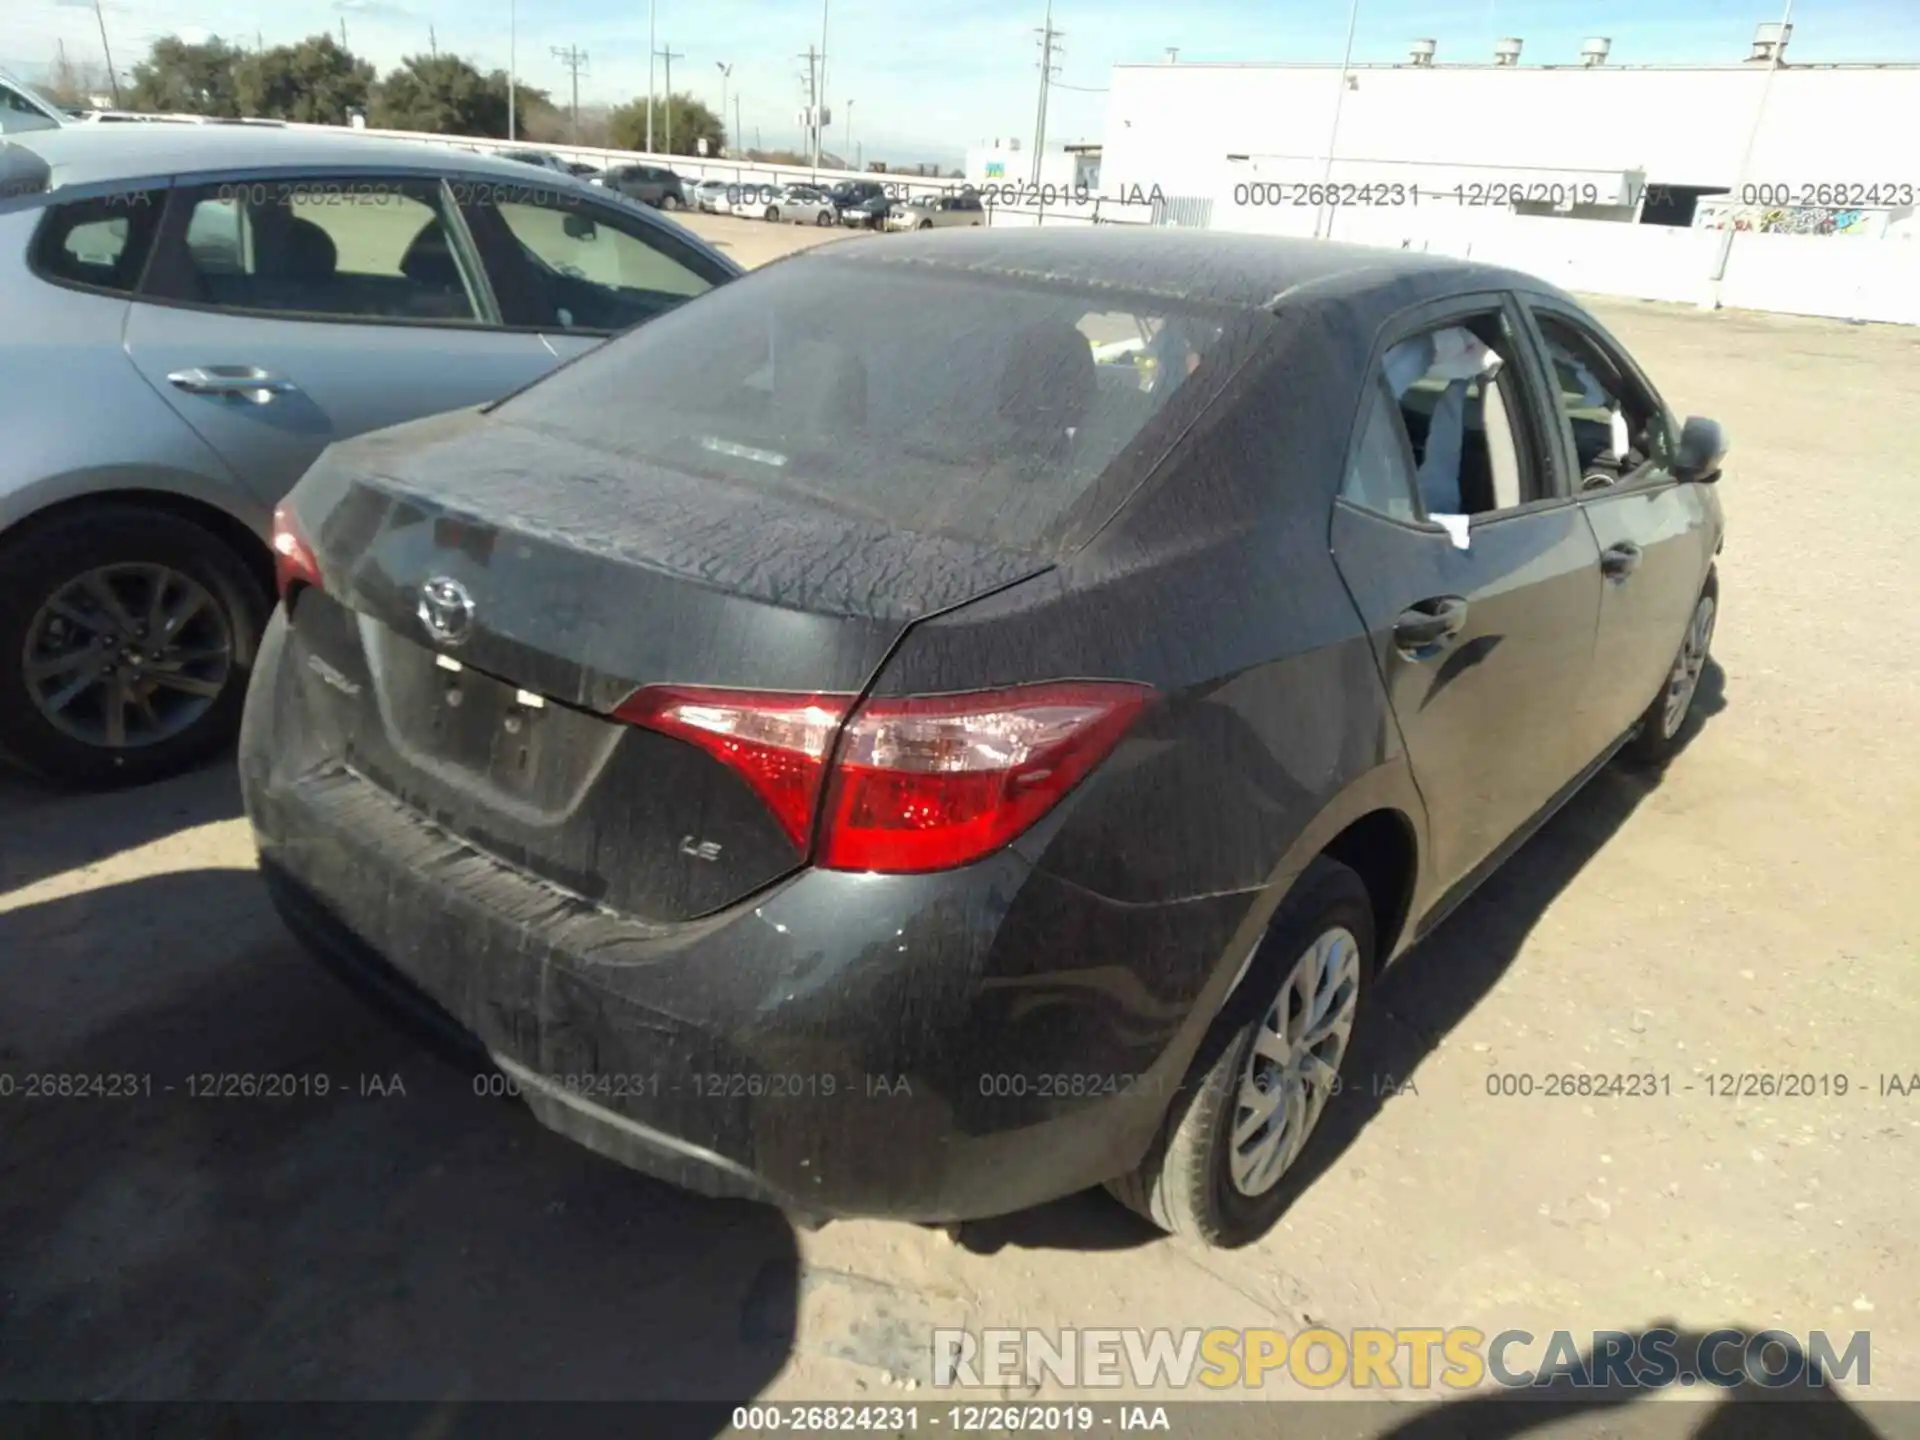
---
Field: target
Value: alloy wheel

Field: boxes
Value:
[1228,925,1361,1197]
[22,563,233,750]
[1660,593,1716,738]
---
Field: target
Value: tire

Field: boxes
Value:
[816,210,833,226]
[917,220,933,231]
[765,206,780,222]
[661,194,681,211]
[1106,856,1375,1247]
[0,504,269,789]
[1624,567,1718,769]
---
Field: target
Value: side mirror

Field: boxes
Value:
[563,213,598,241]
[1673,415,1727,483]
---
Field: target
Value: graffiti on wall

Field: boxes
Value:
[1693,201,1882,236]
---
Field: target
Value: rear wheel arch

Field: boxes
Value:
[1319,807,1420,970]
[4,488,274,610]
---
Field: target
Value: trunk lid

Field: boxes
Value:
[282,407,1049,922]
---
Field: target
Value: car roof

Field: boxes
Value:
[802,225,1573,313]
[4,123,562,192]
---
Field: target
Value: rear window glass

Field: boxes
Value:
[491,255,1230,554]
[33,192,163,294]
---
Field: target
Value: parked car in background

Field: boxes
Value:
[692,178,732,213]
[840,191,894,228]
[565,161,601,178]
[763,183,837,226]
[827,178,889,219]
[245,228,1725,1247]
[0,126,742,787]
[498,148,574,176]
[1,73,66,135]
[887,190,986,231]
[595,163,688,210]
[725,182,778,218]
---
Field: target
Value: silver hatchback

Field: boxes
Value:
[0,126,740,786]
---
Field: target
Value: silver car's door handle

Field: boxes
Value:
[166,366,298,399]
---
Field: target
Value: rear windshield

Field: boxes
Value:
[491,253,1231,554]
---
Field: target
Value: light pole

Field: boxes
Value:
[1706,0,1795,308]
[647,0,657,152]
[716,62,732,154]
[815,0,830,171]
[1314,0,1361,240]
[93,0,120,108]
[507,0,517,140]
[846,99,855,172]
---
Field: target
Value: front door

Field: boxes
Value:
[124,172,560,506]
[1520,299,1719,757]
[1330,300,1604,895]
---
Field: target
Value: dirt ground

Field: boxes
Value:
[2,214,1916,1430]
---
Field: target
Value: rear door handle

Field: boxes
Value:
[1392,596,1469,658]
[167,366,298,399]
[1601,541,1643,580]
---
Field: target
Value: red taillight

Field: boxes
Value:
[818,682,1152,872]
[614,680,1153,872]
[271,504,323,600]
[613,686,854,849]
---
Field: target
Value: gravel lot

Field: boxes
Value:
[2,214,1916,1428]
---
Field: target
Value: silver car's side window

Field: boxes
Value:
[146,176,485,325]
[491,196,714,331]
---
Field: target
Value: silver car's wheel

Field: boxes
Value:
[1228,925,1361,1197]
[22,563,233,749]
[1659,592,1716,740]
[661,194,681,210]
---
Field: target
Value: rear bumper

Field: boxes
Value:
[241,616,1225,1223]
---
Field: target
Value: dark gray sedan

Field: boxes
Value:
[245,227,1726,1247]
[0,125,740,787]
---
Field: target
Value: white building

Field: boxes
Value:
[1100,28,1920,238]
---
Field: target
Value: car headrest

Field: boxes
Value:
[998,319,1096,446]
[400,220,462,290]
[773,339,868,433]
[257,216,337,280]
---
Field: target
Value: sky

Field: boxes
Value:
[8,0,1919,166]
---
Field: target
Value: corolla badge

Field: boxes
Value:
[417,576,476,647]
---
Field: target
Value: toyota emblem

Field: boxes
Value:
[417,576,476,647]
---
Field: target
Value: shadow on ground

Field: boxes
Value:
[956,663,1729,1255]
[1371,1324,1888,1440]
[0,864,799,1410]
[0,758,244,895]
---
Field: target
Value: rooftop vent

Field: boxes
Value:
[1749,21,1792,62]
[1580,36,1611,66]
[1409,38,1437,66]
[1494,37,1523,65]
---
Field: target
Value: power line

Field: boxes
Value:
[552,44,589,141]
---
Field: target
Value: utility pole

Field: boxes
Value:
[1031,0,1062,186]
[646,0,657,151]
[1707,0,1795,308]
[797,45,820,166]
[817,0,830,171]
[508,0,517,140]
[339,18,348,48]
[846,98,855,172]
[429,25,439,58]
[715,62,732,153]
[552,45,588,141]
[1314,0,1360,240]
[654,44,683,153]
[92,0,120,107]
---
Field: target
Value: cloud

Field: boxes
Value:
[331,0,415,18]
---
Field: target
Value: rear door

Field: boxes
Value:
[458,185,733,359]
[1517,296,1718,756]
[1330,295,1605,896]
[124,170,557,507]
